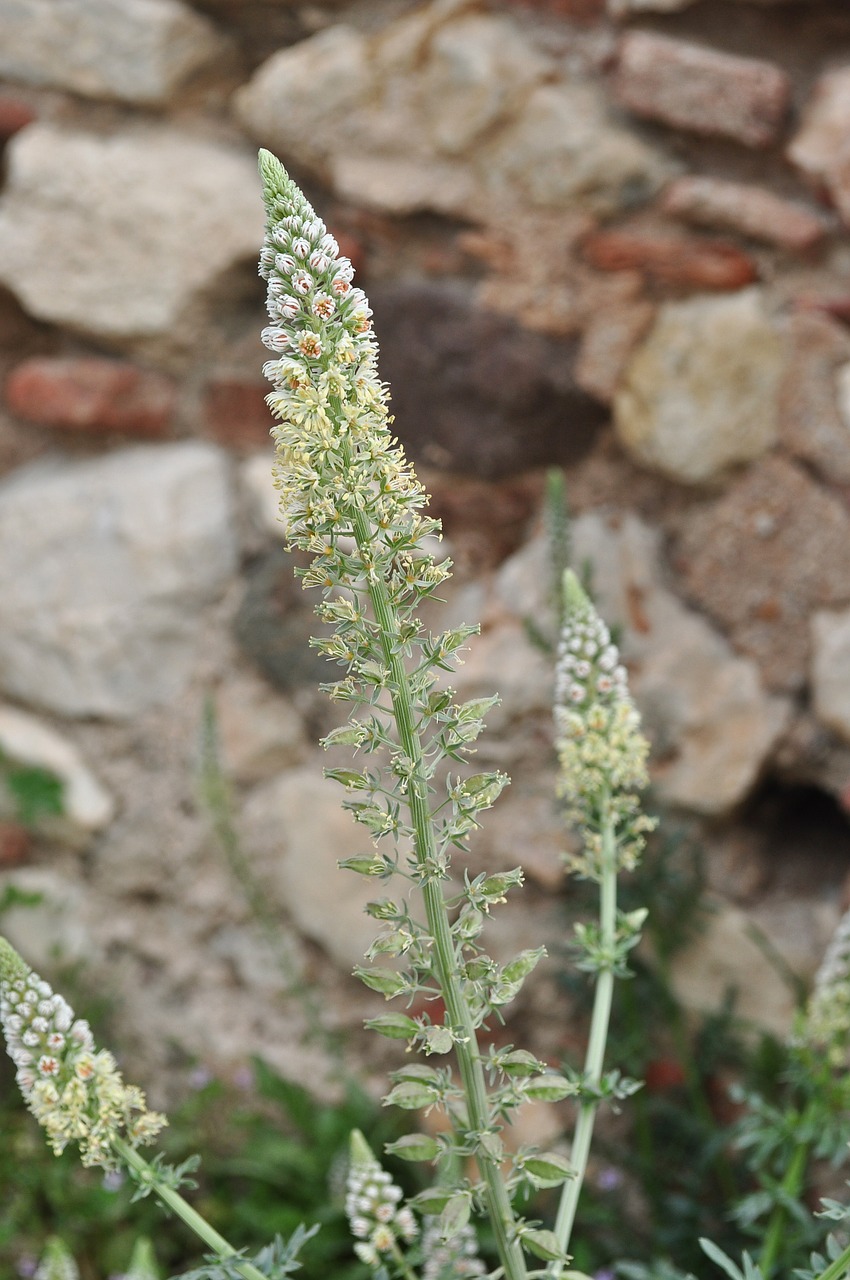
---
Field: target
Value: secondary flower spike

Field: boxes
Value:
[554,570,653,877]
[0,937,166,1169]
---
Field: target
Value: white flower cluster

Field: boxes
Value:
[0,938,166,1169]
[800,905,850,1065]
[34,1237,80,1280]
[422,1220,486,1280]
[554,573,652,876]
[346,1130,418,1269]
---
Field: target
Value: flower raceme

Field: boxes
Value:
[0,936,166,1170]
[554,571,653,878]
[346,1130,418,1271]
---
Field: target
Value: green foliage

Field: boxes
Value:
[0,1050,405,1280]
[0,747,64,826]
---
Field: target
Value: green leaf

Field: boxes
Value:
[365,1013,418,1040]
[383,1081,438,1110]
[523,1074,578,1102]
[699,1239,746,1280]
[384,1133,441,1162]
[439,1192,472,1241]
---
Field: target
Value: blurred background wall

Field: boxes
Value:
[0,0,849,1094]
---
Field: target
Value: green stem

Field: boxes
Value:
[812,1238,850,1280]
[351,507,528,1280]
[113,1138,269,1280]
[549,805,617,1278]
[757,1106,814,1279]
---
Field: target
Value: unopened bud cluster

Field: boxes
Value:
[554,572,653,876]
[0,938,165,1169]
[346,1131,418,1270]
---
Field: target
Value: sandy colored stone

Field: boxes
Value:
[675,456,850,692]
[661,176,828,253]
[788,66,850,227]
[0,125,263,349]
[614,290,783,484]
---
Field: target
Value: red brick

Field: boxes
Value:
[661,176,828,253]
[614,32,791,148]
[581,227,757,289]
[203,379,273,450]
[0,94,36,140]
[5,357,176,437]
[0,821,32,867]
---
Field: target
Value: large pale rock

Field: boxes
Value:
[496,514,789,816]
[614,290,783,484]
[240,768,378,970]
[0,704,114,836]
[668,899,837,1038]
[0,0,225,104]
[0,125,264,349]
[0,442,237,719]
[811,610,850,745]
[235,6,672,222]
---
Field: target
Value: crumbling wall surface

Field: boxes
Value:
[1,0,850,1088]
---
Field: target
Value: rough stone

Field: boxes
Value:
[575,298,655,404]
[788,66,850,227]
[240,767,378,970]
[5,357,177,438]
[238,450,286,545]
[675,456,850,692]
[614,32,791,148]
[661,176,828,253]
[668,899,837,1038]
[582,226,758,290]
[811,610,850,745]
[0,0,226,105]
[0,442,237,718]
[214,671,308,785]
[371,279,606,479]
[778,312,850,486]
[236,8,672,222]
[0,869,92,972]
[614,289,783,485]
[0,125,264,351]
[0,704,115,838]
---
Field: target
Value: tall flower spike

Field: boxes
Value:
[257,150,439,569]
[554,571,653,878]
[346,1129,418,1271]
[0,937,166,1170]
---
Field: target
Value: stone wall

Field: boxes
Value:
[1,0,850,1094]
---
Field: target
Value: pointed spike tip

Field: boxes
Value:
[561,568,590,618]
[0,936,29,987]
[349,1128,376,1170]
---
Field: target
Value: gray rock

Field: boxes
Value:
[614,290,783,485]
[0,125,264,351]
[235,5,672,223]
[0,442,237,719]
[0,0,226,104]
[811,609,850,745]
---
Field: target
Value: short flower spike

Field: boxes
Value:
[0,936,166,1169]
